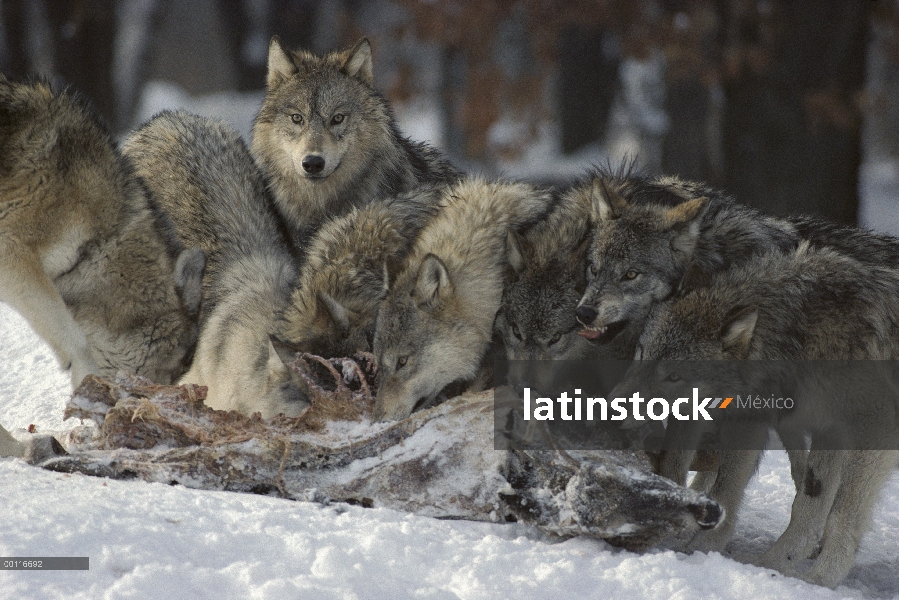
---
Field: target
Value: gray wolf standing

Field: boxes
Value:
[124,110,306,418]
[252,37,459,245]
[0,78,204,391]
[277,190,439,360]
[615,242,899,587]
[372,178,557,422]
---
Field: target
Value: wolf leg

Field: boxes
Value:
[801,450,898,588]
[753,449,845,574]
[685,426,766,553]
[0,423,25,458]
[0,247,98,388]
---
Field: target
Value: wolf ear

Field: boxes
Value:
[267,36,296,88]
[342,38,373,85]
[720,305,758,357]
[506,231,529,274]
[591,178,628,222]
[668,197,709,255]
[174,248,205,318]
[269,335,300,369]
[665,197,709,229]
[317,291,351,334]
[413,254,452,310]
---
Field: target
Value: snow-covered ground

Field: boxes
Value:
[2,306,899,598]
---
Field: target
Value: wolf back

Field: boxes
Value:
[252,37,459,247]
[124,110,305,418]
[0,77,204,391]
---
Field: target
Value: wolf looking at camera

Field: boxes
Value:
[252,36,459,247]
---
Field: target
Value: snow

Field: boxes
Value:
[1,306,898,598]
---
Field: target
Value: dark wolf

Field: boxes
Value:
[0,77,204,391]
[614,242,899,587]
[276,189,440,360]
[372,178,557,422]
[252,36,460,246]
[124,110,306,418]
[496,177,645,395]
[574,172,797,346]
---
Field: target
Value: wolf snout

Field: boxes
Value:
[301,154,326,175]
[575,304,598,326]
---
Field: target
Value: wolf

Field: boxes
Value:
[574,171,797,346]
[372,178,557,422]
[496,178,646,395]
[0,77,205,392]
[276,189,440,360]
[613,242,899,587]
[123,110,306,418]
[251,36,460,246]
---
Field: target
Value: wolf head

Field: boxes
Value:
[496,231,594,389]
[252,36,392,227]
[278,289,377,359]
[372,254,490,422]
[278,193,439,358]
[575,177,709,345]
[609,295,759,429]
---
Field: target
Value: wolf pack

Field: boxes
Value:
[1,35,897,588]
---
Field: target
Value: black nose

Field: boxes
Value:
[302,155,326,174]
[575,304,598,325]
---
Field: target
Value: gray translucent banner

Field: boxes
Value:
[493,359,899,451]
[0,557,89,570]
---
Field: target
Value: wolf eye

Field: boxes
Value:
[331,113,345,125]
[665,372,681,382]
[622,270,639,281]
[511,323,522,341]
[588,264,598,278]
[548,332,562,346]
[290,113,304,125]
[396,356,408,370]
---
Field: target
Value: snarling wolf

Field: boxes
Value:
[497,177,648,394]
[124,110,306,418]
[372,178,557,422]
[251,36,459,246]
[0,77,204,391]
[276,189,440,360]
[615,242,899,587]
[574,171,797,347]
